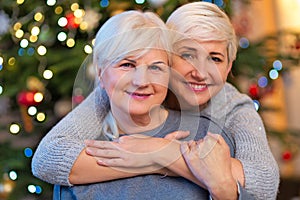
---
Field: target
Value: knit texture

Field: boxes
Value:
[31,83,280,199]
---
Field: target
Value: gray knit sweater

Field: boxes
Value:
[31,83,280,199]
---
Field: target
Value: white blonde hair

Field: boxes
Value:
[166,2,237,62]
[93,10,171,139]
[93,10,172,74]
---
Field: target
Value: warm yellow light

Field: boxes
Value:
[71,3,79,11]
[8,57,16,65]
[16,0,25,5]
[66,38,75,47]
[34,12,44,22]
[79,22,88,31]
[13,22,22,31]
[55,6,63,14]
[74,9,85,18]
[15,29,24,38]
[29,35,38,43]
[36,112,46,122]
[0,57,3,65]
[34,92,44,103]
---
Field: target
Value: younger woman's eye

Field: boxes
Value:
[209,56,223,63]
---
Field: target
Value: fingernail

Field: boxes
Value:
[97,160,106,166]
[85,147,92,154]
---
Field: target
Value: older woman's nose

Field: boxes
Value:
[132,66,150,87]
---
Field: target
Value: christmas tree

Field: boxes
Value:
[0,0,296,199]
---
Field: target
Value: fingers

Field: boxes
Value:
[164,131,190,140]
[86,147,122,159]
[85,139,118,149]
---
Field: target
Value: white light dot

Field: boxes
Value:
[269,69,279,80]
[0,85,3,95]
[58,17,68,27]
[57,32,67,41]
[84,45,93,54]
[37,45,47,56]
[10,123,20,134]
[28,185,36,193]
[47,0,56,6]
[20,39,29,48]
[31,26,40,36]
[43,69,53,79]
[0,57,3,65]
[28,106,37,116]
[9,171,18,181]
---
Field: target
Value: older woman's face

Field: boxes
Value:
[100,49,169,117]
[170,39,232,110]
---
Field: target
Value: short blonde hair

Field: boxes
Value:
[166,2,237,62]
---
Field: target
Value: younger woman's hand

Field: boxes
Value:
[181,132,238,200]
[84,135,170,172]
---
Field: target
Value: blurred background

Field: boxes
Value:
[0,0,300,199]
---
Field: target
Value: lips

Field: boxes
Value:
[126,91,152,99]
[186,82,208,92]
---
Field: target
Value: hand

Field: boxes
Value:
[181,132,238,200]
[85,135,169,172]
[164,131,190,140]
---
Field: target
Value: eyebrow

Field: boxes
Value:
[124,58,136,63]
[124,59,167,65]
[177,46,197,52]
[152,61,167,65]
[210,52,225,58]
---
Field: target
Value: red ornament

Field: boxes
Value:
[17,91,40,106]
[248,84,259,99]
[65,13,79,29]
[282,150,292,161]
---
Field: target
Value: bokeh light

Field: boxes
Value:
[43,69,53,79]
[258,76,268,88]
[269,69,279,80]
[9,123,20,134]
[36,112,46,122]
[9,171,18,181]
[28,106,37,116]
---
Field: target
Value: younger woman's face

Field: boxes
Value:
[170,39,232,110]
[100,49,170,118]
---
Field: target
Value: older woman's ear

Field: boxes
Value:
[98,69,105,88]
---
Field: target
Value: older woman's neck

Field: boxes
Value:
[112,106,168,134]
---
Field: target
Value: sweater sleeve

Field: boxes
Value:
[31,88,108,186]
[226,105,280,200]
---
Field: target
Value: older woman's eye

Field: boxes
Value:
[120,63,135,69]
[180,53,196,60]
[149,65,162,71]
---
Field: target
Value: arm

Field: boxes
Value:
[228,107,280,200]
[69,147,172,184]
[84,134,244,190]
[31,89,108,186]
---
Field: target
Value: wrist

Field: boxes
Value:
[209,178,238,200]
[154,138,181,167]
